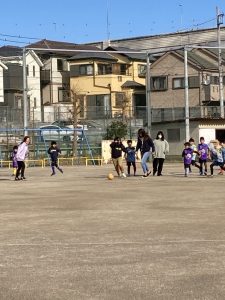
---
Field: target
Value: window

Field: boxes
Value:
[173,78,185,89]
[120,64,128,75]
[86,94,111,118]
[26,65,29,76]
[167,128,180,142]
[79,64,93,76]
[98,64,112,75]
[115,93,124,108]
[211,76,219,85]
[33,66,35,77]
[138,64,146,77]
[172,76,199,89]
[57,59,63,71]
[58,88,68,102]
[151,76,168,91]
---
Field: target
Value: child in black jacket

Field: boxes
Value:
[48,141,63,176]
[110,137,126,177]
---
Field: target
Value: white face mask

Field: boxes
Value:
[158,135,162,139]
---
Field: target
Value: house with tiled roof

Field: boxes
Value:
[0,45,43,123]
[68,46,148,121]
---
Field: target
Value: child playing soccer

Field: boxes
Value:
[125,140,136,176]
[197,137,209,176]
[182,142,193,177]
[189,138,199,173]
[48,141,63,176]
[110,137,126,178]
[11,145,18,176]
[209,143,225,176]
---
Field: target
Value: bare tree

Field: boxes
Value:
[68,88,83,157]
[121,91,131,122]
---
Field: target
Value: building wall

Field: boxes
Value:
[26,53,42,121]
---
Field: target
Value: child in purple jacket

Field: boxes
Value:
[182,142,193,177]
[11,145,18,176]
[197,137,209,175]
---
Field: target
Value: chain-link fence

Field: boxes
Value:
[0,104,224,160]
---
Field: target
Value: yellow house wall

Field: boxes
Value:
[70,59,146,117]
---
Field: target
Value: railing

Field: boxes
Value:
[0,105,225,130]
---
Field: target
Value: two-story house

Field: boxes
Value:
[68,46,147,122]
[0,46,43,123]
[27,39,101,122]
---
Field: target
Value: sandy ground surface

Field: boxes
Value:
[0,163,225,300]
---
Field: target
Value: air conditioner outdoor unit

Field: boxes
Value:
[202,75,210,85]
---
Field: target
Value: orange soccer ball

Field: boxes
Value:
[107,173,114,180]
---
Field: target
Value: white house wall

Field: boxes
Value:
[26,53,42,121]
[51,58,63,104]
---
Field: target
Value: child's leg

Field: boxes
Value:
[157,158,164,176]
[15,162,22,179]
[132,162,136,175]
[194,161,201,170]
[55,161,63,173]
[127,162,131,175]
[118,157,124,173]
[113,159,120,176]
[184,164,189,176]
[204,161,207,174]
[51,161,56,174]
[153,158,158,175]
[141,152,150,174]
[199,160,203,174]
[210,163,214,175]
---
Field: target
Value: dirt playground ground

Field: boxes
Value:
[1,163,225,300]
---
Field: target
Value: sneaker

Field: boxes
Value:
[204,171,208,176]
[51,172,56,176]
[20,177,26,180]
[142,174,148,178]
[146,171,151,177]
[15,177,20,181]
[121,173,127,178]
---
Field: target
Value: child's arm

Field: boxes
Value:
[182,150,185,158]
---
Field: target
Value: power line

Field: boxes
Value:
[0,38,28,44]
[0,33,41,40]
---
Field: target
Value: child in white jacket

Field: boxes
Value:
[15,136,30,180]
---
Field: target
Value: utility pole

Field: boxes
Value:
[184,47,190,141]
[22,48,28,135]
[217,7,224,118]
[146,52,151,135]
